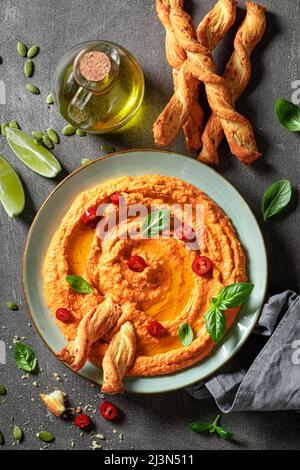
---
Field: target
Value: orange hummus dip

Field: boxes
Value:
[43,175,246,377]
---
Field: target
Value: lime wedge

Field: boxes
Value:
[6,128,61,178]
[0,155,25,217]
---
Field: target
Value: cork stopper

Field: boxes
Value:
[79,51,111,82]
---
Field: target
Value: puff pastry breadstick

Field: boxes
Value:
[199,2,266,164]
[102,321,136,394]
[153,0,237,150]
[168,1,261,164]
[57,296,121,372]
[156,0,203,151]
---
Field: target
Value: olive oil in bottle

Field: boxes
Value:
[52,40,144,133]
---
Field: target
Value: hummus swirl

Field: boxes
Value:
[43,175,246,376]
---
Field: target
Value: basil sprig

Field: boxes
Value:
[13,341,38,373]
[205,283,254,344]
[141,209,170,238]
[66,275,93,294]
[178,323,194,347]
[261,180,292,221]
[188,415,234,440]
[275,99,300,132]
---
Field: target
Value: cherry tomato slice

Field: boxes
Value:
[56,308,72,322]
[81,205,100,226]
[74,413,91,429]
[109,191,122,205]
[128,255,147,272]
[147,321,167,337]
[192,256,212,276]
[100,401,118,421]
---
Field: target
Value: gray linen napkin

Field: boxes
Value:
[186,291,300,412]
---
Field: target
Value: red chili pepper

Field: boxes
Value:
[175,225,194,242]
[81,205,100,226]
[147,321,167,337]
[73,413,91,429]
[56,308,72,322]
[192,256,212,276]
[100,401,118,421]
[109,191,122,205]
[127,255,147,273]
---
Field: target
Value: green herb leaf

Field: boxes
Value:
[204,305,226,344]
[141,209,170,238]
[261,180,292,221]
[66,275,93,294]
[218,283,255,308]
[215,426,234,440]
[275,99,300,132]
[0,385,7,395]
[13,341,38,373]
[36,431,55,443]
[178,323,194,347]
[6,301,18,311]
[187,422,211,433]
[13,425,23,443]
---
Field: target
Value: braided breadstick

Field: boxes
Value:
[168,1,261,164]
[156,0,203,151]
[199,2,266,164]
[102,321,136,394]
[57,296,121,372]
[153,0,237,150]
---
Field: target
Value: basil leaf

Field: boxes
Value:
[218,283,254,308]
[13,341,38,372]
[178,323,194,347]
[204,305,226,344]
[275,99,300,132]
[261,180,292,221]
[215,426,234,440]
[187,422,212,433]
[141,209,170,237]
[66,275,93,294]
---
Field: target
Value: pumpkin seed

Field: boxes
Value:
[43,134,54,150]
[13,425,23,443]
[76,129,86,137]
[17,42,27,57]
[0,385,6,395]
[62,124,76,136]
[32,130,43,141]
[9,120,20,130]
[26,84,40,95]
[46,93,54,105]
[27,45,39,58]
[100,144,115,153]
[6,300,18,310]
[36,431,54,443]
[24,60,34,78]
[47,128,59,144]
[1,123,8,137]
[0,431,4,445]
[81,158,91,165]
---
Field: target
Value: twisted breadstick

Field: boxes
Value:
[57,296,121,372]
[199,2,266,164]
[156,0,203,151]
[102,321,136,394]
[153,0,237,150]
[167,1,261,164]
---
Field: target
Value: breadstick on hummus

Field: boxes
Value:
[57,296,121,372]
[101,321,136,395]
[156,0,203,151]
[199,2,267,164]
[166,0,261,164]
[153,0,237,150]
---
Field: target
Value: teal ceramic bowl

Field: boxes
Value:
[23,150,267,393]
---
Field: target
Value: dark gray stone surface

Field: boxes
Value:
[0,0,299,451]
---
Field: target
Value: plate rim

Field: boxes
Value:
[22,149,268,394]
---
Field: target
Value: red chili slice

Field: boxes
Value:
[56,308,72,322]
[100,401,118,421]
[73,413,91,429]
[175,225,194,242]
[81,205,100,226]
[109,191,122,205]
[127,255,147,272]
[147,321,167,337]
[192,256,212,276]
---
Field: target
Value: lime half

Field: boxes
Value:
[6,128,61,178]
[0,155,25,217]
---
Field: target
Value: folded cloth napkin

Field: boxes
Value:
[186,291,300,412]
